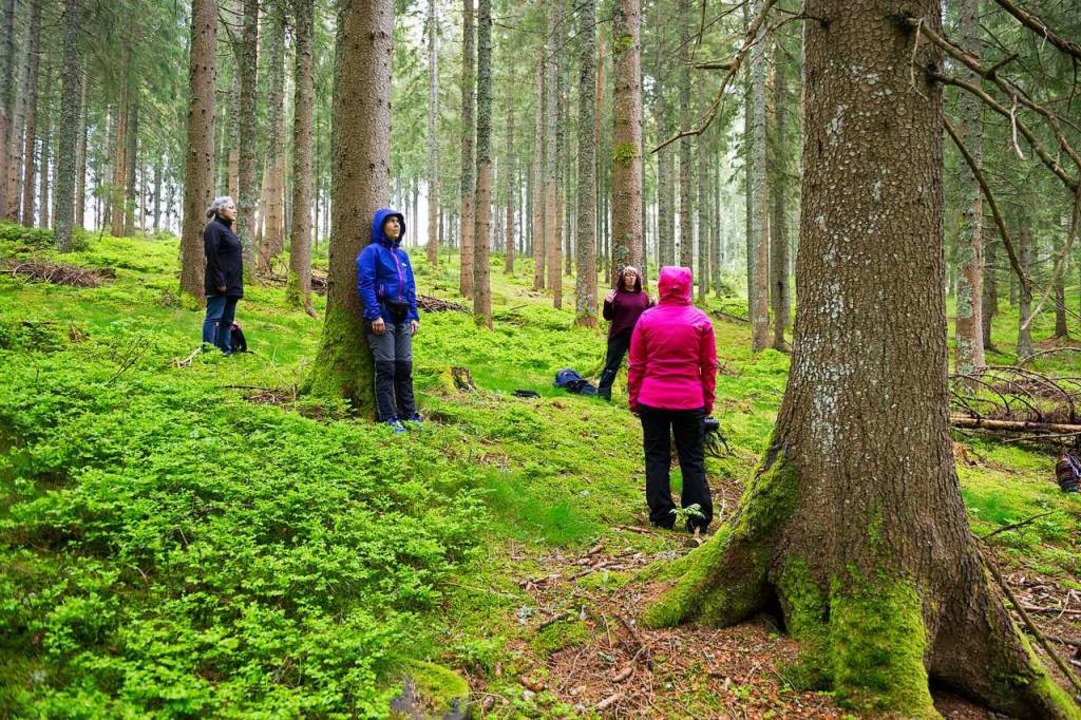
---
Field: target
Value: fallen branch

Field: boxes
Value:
[979,511,1054,540]
[950,415,1081,435]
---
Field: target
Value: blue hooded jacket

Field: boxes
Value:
[356,208,419,324]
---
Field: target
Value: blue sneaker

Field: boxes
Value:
[385,418,407,434]
[403,412,424,431]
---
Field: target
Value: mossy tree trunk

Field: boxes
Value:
[304,0,392,409]
[531,47,546,291]
[644,2,1080,717]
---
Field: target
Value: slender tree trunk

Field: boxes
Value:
[1053,212,1069,338]
[36,62,50,229]
[6,0,28,224]
[426,0,439,266]
[180,0,218,300]
[696,125,709,301]
[748,0,770,351]
[1017,223,1034,359]
[0,0,14,221]
[610,0,643,286]
[53,0,79,252]
[287,0,315,315]
[982,231,997,349]
[19,0,41,227]
[258,2,286,273]
[125,104,138,235]
[472,0,492,327]
[459,0,476,298]
[74,71,86,229]
[544,5,561,307]
[227,17,240,201]
[574,0,597,326]
[647,3,1079,715]
[236,0,260,275]
[955,0,985,373]
[677,0,692,270]
[503,75,515,274]
[770,43,790,351]
[531,49,545,290]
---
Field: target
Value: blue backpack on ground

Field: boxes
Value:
[554,368,597,396]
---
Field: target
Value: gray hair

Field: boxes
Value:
[205,196,234,219]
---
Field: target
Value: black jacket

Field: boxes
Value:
[204,216,244,298]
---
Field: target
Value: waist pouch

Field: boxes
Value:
[384,301,410,323]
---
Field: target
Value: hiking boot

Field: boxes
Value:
[403,412,424,431]
[385,418,407,434]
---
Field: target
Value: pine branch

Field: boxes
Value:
[990,0,1081,62]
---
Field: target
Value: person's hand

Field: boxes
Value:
[409,319,419,336]
[217,285,227,294]
[604,290,616,303]
[372,317,386,336]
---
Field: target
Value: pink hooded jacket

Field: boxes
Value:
[627,266,717,414]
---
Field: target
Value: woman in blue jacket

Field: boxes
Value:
[356,208,421,432]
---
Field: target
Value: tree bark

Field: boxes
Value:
[678,0,692,270]
[1017,222,1034,359]
[180,0,218,300]
[531,47,545,290]
[955,0,985,373]
[258,1,287,273]
[545,4,562,308]
[36,62,50,229]
[574,0,597,327]
[610,0,643,286]
[472,0,492,327]
[503,89,515,274]
[644,2,1079,716]
[0,0,14,221]
[459,0,476,298]
[287,0,315,315]
[748,0,770,351]
[425,0,439,266]
[305,0,392,407]
[53,0,79,252]
[19,0,41,227]
[982,230,997,349]
[73,70,86,230]
[1053,212,1069,338]
[236,0,260,275]
[769,38,791,351]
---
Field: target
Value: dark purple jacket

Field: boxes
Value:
[603,289,652,340]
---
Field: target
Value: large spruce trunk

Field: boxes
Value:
[304,0,391,406]
[609,0,643,285]
[180,0,217,301]
[643,1,1078,717]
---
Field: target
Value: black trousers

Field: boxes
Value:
[639,405,713,531]
[598,332,632,399]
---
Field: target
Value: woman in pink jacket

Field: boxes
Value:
[628,266,717,533]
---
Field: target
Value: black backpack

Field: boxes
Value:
[230,323,248,353]
[554,368,597,396]
[1056,454,1080,493]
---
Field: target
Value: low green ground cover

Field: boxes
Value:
[1,222,1078,717]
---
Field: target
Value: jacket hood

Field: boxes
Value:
[371,208,406,247]
[657,266,693,304]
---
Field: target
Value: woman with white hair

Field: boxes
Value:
[202,196,244,354]
[598,265,653,401]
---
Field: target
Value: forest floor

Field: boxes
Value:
[463,465,1081,719]
[1,226,1079,719]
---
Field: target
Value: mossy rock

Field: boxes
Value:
[532,619,590,656]
[389,660,471,720]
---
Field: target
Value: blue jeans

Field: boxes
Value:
[203,295,240,352]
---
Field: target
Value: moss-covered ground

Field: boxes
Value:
[1,223,1078,718]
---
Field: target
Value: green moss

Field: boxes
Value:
[827,579,936,718]
[612,142,638,164]
[393,660,471,719]
[532,619,590,656]
[303,305,374,410]
[612,33,633,55]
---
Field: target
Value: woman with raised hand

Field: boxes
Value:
[598,265,652,401]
